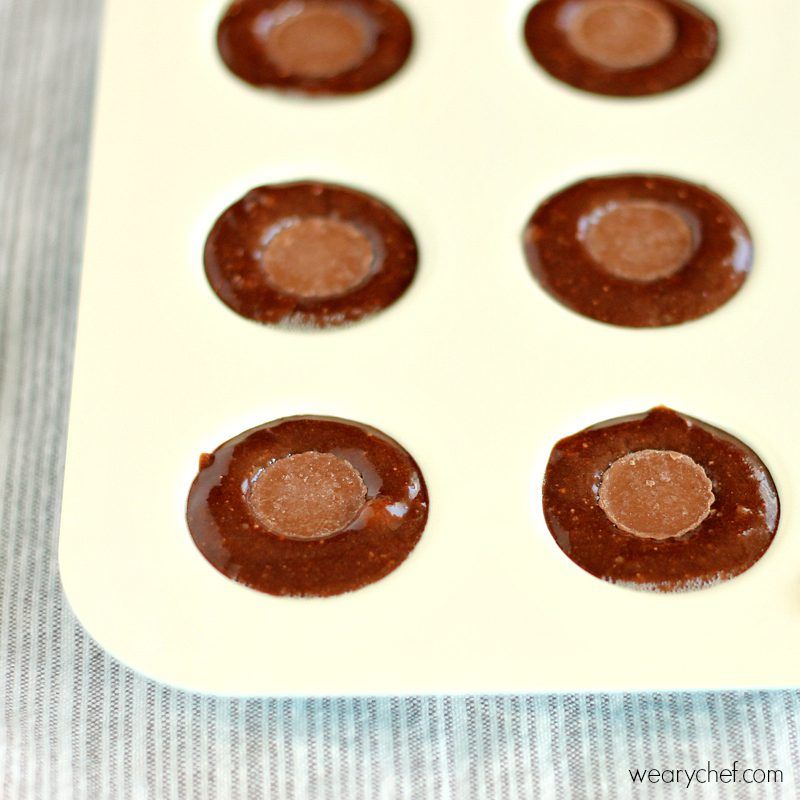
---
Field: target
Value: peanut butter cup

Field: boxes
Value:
[598,449,713,539]
[217,0,413,95]
[246,451,368,540]
[187,415,429,597]
[523,0,718,97]
[523,174,752,327]
[542,407,779,592]
[204,181,418,328]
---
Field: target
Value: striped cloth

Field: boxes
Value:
[1,0,799,797]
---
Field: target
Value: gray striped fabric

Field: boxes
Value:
[1,0,799,797]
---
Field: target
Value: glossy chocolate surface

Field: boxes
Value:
[187,416,429,597]
[204,181,418,328]
[218,0,413,95]
[542,407,780,592]
[524,0,718,97]
[523,174,752,327]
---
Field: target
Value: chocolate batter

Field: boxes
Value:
[523,174,752,327]
[204,181,418,328]
[217,0,413,95]
[187,415,429,597]
[524,0,718,97]
[542,407,779,591]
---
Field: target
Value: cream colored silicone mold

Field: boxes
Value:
[60,0,800,694]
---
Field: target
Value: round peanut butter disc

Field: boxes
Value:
[598,449,714,539]
[581,200,694,281]
[264,3,373,79]
[262,217,375,299]
[247,451,368,540]
[566,0,677,71]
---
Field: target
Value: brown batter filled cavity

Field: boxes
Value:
[524,174,752,327]
[217,0,413,95]
[542,407,780,592]
[523,0,718,97]
[204,181,418,328]
[187,415,429,597]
